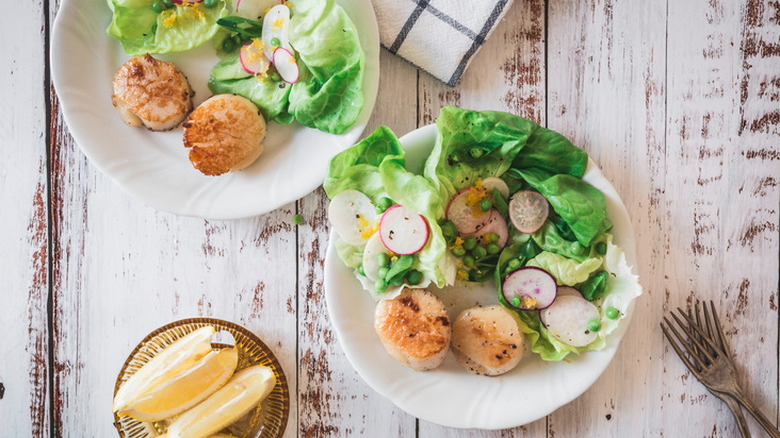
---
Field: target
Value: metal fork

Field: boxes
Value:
[661,301,780,438]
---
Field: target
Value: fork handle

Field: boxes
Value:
[733,391,780,438]
[723,395,751,438]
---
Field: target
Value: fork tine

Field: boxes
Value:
[663,317,706,370]
[661,322,702,375]
[671,311,718,364]
[709,301,733,360]
[696,300,720,357]
[701,300,720,352]
[689,306,705,358]
[675,308,723,354]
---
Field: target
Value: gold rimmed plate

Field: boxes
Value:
[113,318,289,438]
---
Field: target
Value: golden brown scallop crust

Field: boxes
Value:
[182,94,266,176]
[111,54,193,131]
[374,288,451,360]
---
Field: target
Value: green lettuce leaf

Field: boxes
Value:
[207,0,364,133]
[325,127,456,298]
[525,251,602,286]
[107,0,228,55]
[512,126,588,178]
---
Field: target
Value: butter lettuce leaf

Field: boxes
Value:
[107,0,228,55]
[207,0,364,133]
[326,127,456,298]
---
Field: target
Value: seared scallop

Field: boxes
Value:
[182,94,266,176]
[451,305,524,376]
[111,54,193,131]
[374,288,451,371]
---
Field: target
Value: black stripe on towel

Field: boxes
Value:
[388,0,430,54]
[446,0,510,86]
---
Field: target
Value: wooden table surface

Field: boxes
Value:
[2,0,779,436]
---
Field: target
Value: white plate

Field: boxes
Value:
[51,0,379,219]
[324,124,640,429]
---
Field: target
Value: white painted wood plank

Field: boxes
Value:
[296,49,419,437]
[545,0,669,436]
[0,0,49,435]
[417,0,548,436]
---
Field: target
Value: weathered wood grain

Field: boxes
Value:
[0,0,49,435]
[296,50,418,438]
[417,1,548,436]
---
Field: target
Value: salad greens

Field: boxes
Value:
[208,0,364,134]
[325,127,456,299]
[107,0,229,55]
[420,106,639,361]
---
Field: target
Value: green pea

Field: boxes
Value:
[357,264,365,276]
[587,319,602,332]
[479,198,492,211]
[463,236,477,251]
[203,0,218,8]
[440,221,456,239]
[151,0,165,13]
[570,241,585,255]
[511,296,521,307]
[377,196,393,211]
[293,214,303,225]
[375,278,388,292]
[485,232,499,244]
[595,242,607,255]
[377,253,390,267]
[469,147,484,158]
[507,258,521,270]
[486,243,501,255]
[451,245,466,257]
[472,246,487,259]
[406,270,422,285]
[390,275,404,286]
[270,71,281,82]
[378,266,390,279]
[222,37,236,52]
[605,307,619,320]
[162,0,174,6]
[270,37,281,47]
[463,255,476,267]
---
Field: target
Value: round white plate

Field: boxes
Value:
[51,0,379,219]
[324,124,640,429]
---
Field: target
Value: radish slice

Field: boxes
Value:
[481,177,510,199]
[556,286,584,299]
[362,233,390,282]
[236,0,282,19]
[328,190,378,246]
[239,40,270,75]
[540,295,600,347]
[446,189,493,235]
[262,4,293,54]
[471,210,508,248]
[509,190,549,234]
[173,0,203,4]
[379,205,429,255]
[502,267,557,310]
[272,47,299,84]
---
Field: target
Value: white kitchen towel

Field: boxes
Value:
[372,0,514,86]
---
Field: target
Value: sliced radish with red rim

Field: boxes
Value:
[556,286,584,299]
[539,295,600,347]
[262,4,292,54]
[471,210,508,248]
[446,188,493,235]
[328,190,377,246]
[509,190,549,234]
[239,41,271,75]
[272,47,299,84]
[502,267,557,310]
[481,177,509,199]
[379,205,429,255]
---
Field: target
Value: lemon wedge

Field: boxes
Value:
[113,326,215,413]
[118,347,238,421]
[163,365,277,438]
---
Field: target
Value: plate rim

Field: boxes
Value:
[112,317,290,438]
[324,123,641,430]
[50,0,381,220]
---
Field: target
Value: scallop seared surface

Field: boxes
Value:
[111,54,193,131]
[182,94,266,176]
[452,305,524,376]
[374,288,451,371]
